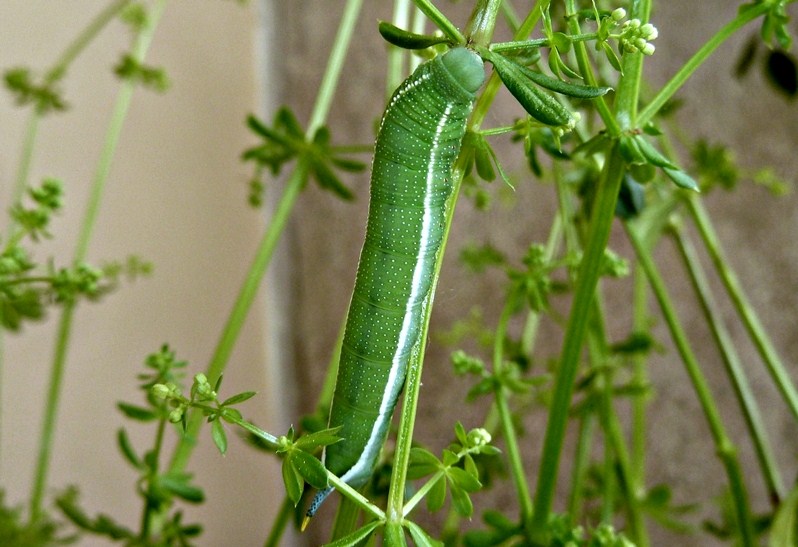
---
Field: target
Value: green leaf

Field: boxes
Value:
[600,40,623,72]
[408,447,442,479]
[221,391,257,407]
[211,419,228,455]
[449,484,474,517]
[116,402,158,422]
[294,427,342,450]
[282,458,304,506]
[324,521,382,546]
[291,450,329,489]
[310,158,355,201]
[481,49,573,127]
[161,473,205,503]
[426,475,447,512]
[378,21,449,50]
[634,135,676,169]
[116,428,143,470]
[454,422,468,447]
[512,64,612,98]
[663,167,700,192]
[770,482,798,547]
[406,521,443,547]
[447,467,482,492]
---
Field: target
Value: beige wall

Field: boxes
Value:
[1,1,295,545]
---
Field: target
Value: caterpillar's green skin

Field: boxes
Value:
[308,48,484,517]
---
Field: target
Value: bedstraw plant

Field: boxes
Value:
[1,0,797,546]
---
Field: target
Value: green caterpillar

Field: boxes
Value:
[306,47,484,518]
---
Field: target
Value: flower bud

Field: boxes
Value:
[641,23,658,40]
[641,43,656,56]
[467,427,492,447]
[611,8,626,22]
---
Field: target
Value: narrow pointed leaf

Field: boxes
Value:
[426,475,447,512]
[482,49,573,127]
[117,428,143,470]
[282,458,304,505]
[664,167,700,192]
[221,391,257,407]
[211,419,228,455]
[291,450,329,489]
[406,521,444,547]
[324,521,382,547]
[514,63,612,98]
[378,21,449,50]
[634,135,676,169]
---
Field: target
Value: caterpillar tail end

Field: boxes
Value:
[302,486,334,531]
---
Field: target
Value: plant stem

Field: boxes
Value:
[412,0,464,44]
[626,221,755,547]
[168,0,363,477]
[492,299,534,526]
[686,195,798,423]
[28,1,165,521]
[629,265,649,489]
[638,2,770,127]
[168,161,309,473]
[563,0,618,135]
[530,143,625,538]
[139,417,168,541]
[263,496,294,547]
[674,222,783,503]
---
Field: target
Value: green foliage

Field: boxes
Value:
[242,108,365,206]
[0,490,75,546]
[4,1,797,546]
[0,180,147,331]
[3,67,67,113]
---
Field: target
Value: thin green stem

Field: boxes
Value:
[563,0,618,135]
[626,221,755,547]
[29,302,75,521]
[638,2,770,127]
[386,308,429,523]
[169,0,362,479]
[686,195,798,422]
[168,161,309,473]
[412,0,464,44]
[386,0,413,95]
[565,413,594,518]
[263,496,294,547]
[629,265,649,489]
[307,0,363,137]
[28,1,165,521]
[672,225,783,504]
[530,142,625,539]
[139,417,168,541]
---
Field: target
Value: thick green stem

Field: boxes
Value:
[626,221,755,546]
[530,143,625,537]
[28,1,165,521]
[686,196,798,423]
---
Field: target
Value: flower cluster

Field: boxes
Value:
[617,14,659,56]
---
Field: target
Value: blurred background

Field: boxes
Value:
[1,1,797,546]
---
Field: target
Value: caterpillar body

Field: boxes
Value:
[306,47,485,518]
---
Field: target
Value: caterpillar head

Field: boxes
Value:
[440,47,485,94]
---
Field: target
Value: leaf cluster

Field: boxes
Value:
[242,108,365,206]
